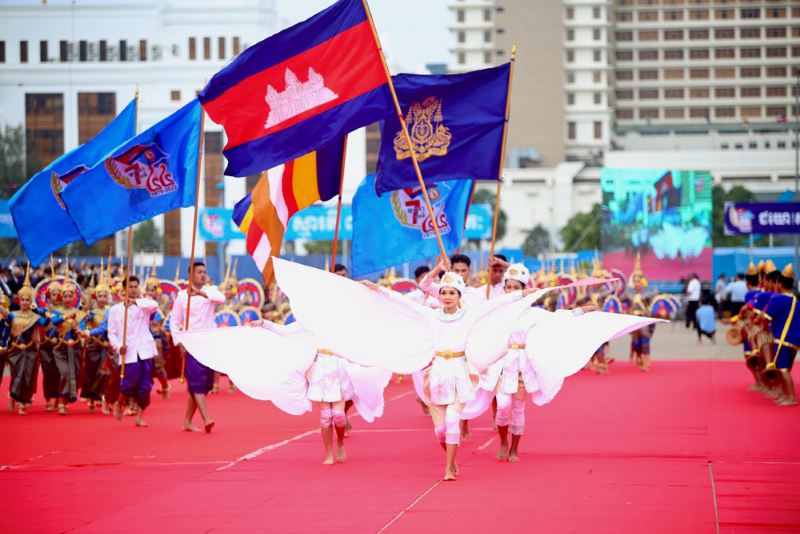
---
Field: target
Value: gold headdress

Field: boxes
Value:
[746,262,757,276]
[764,259,777,274]
[631,251,648,287]
[781,263,794,279]
[146,257,160,292]
[47,255,61,297]
[95,257,111,294]
[60,257,77,293]
[18,266,35,300]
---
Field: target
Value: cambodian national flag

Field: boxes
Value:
[9,98,137,264]
[198,0,392,177]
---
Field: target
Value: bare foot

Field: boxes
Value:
[336,444,347,463]
[204,420,215,434]
[136,419,149,427]
[778,399,798,406]
[183,422,202,432]
[344,419,352,437]
[453,460,459,476]
[58,404,67,416]
[113,402,123,421]
[101,402,111,415]
[508,451,520,462]
[322,456,335,465]
[18,405,28,416]
[160,386,170,400]
[496,442,509,460]
[443,467,457,481]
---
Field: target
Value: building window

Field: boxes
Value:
[457,52,465,64]
[689,88,709,98]
[740,67,761,78]
[689,29,709,40]
[566,7,573,20]
[203,37,211,60]
[567,72,575,84]
[25,93,65,167]
[616,70,633,80]
[593,6,601,19]
[139,40,147,61]
[690,68,709,79]
[78,92,116,143]
[456,9,464,23]
[740,8,760,19]
[593,50,602,62]
[741,106,761,118]
[766,27,787,38]
[616,109,634,120]
[715,67,735,79]
[0,41,5,63]
[664,49,683,60]
[689,107,710,118]
[715,48,734,59]
[767,66,787,77]
[483,8,491,22]
[639,49,657,60]
[640,69,658,80]
[171,90,181,101]
[715,87,735,98]
[741,87,761,97]
[640,108,659,120]
[567,121,576,140]
[566,29,574,42]
[690,49,709,60]
[616,50,633,61]
[188,37,196,60]
[99,40,107,61]
[767,7,786,19]
[666,10,683,21]
[483,51,491,63]
[793,46,800,58]
[616,89,633,100]
[119,39,127,61]
[233,36,241,56]
[594,92,602,105]
[616,12,632,22]
[665,108,685,119]
[639,30,658,41]
[690,9,709,20]
[20,40,28,63]
[593,29,601,41]
[567,93,574,105]
[664,30,684,40]
[715,28,735,39]
[766,106,786,117]
[593,71,602,83]
[715,107,735,118]
[639,89,658,99]
[740,28,761,39]
[616,31,633,42]
[484,30,492,43]
[665,88,684,98]
[566,50,574,63]
[594,121,602,139]
[458,31,465,43]
[715,8,733,20]
[218,37,225,59]
[741,47,761,58]
[766,47,787,58]
[78,40,87,62]
[638,10,657,21]
[664,69,684,80]
[59,40,67,62]
[766,86,787,97]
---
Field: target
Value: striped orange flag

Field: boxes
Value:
[232,140,345,283]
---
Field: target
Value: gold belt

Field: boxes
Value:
[508,343,526,350]
[774,340,800,351]
[317,348,336,356]
[434,350,465,360]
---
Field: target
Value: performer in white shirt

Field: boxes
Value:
[482,254,508,300]
[106,276,159,427]
[170,262,225,433]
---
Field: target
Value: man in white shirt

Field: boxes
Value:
[482,254,509,300]
[170,261,225,433]
[106,275,159,427]
[684,273,702,329]
[724,273,748,317]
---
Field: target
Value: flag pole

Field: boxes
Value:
[330,135,348,271]
[181,106,206,383]
[486,42,517,299]
[119,83,140,380]
[456,181,477,254]
[361,0,447,261]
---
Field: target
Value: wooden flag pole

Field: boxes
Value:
[486,42,517,300]
[180,107,206,383]
[456,181,477,254]
[361,0,447,262]
[119,83,140,380]
[330,135,348,271]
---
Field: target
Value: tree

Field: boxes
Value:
[133,219,164,253]
[522,224,552,257]
[559,203,601,252]
[0,124,35,257]
[472,188,506,241]
[711,184,763,247]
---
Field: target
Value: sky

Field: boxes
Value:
[275,0,451,73]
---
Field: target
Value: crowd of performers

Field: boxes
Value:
[725,260,797,406]
[1,252,681,480]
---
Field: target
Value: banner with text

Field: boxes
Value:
[724,202,800,235]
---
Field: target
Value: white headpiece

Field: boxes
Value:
[439,271,466,294]
[503,263,530,286]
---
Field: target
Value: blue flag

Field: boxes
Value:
[351,174,472,277]
[374,64,509,195]
[9,98,137,263]
[61,100,202,245]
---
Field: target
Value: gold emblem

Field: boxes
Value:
[51,172,66,209]
[393,96,452,162]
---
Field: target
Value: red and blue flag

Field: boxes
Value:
[199,0,392,177]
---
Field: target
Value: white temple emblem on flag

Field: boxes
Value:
[264,68,339,129]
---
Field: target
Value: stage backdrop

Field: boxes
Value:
[601,168,712,281]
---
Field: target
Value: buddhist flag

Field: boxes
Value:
[198,0,392,177]
[232,140,345,283]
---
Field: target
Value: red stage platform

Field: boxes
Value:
[1,361,798,533]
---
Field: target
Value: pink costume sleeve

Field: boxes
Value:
[272,258,435,374]
[169,292,185,334]
[135,298,159,315]
[204,285,225,305]
[418,271,442,300]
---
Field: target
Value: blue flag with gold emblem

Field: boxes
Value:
[61,99,202,245]
[351,173,472,277]
[9,98,137,264]
[374,64,509,195]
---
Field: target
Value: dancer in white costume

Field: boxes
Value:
[176,316,391,465]
[461,263,665,462]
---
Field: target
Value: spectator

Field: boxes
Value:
[695,296,716,343]
[714,274,727,317]
[685,273,701,329]
[724,273,748,317]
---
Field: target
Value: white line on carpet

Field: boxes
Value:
[375,479,443,534]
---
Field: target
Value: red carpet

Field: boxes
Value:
[1,361,798,533]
